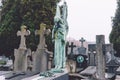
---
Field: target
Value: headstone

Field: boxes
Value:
[14,25,31,72]
[105,44,119,73]
[74,38,88,69]
[96,35,106,80]
[32,23,51,72]
[68,42,76,59]
[79,37,85,47]
[66,42,76,73]
[78,37,86,55]
[88,51,96,66]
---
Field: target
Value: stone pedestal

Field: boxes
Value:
[32,49,48,72]
[96,35,106,80]
[14,49,31,72]
[66,59,76,73]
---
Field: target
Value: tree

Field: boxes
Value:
[0,0,58,57]
[109,0,120,56]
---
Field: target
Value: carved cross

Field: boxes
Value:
[79,37,85,47]
[35,23,51,49]
[69,42,76,55]
[17,25,30,49]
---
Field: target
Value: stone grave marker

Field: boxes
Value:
[14,25,31,72]
[79,37,85,47]
[68,42,76,59]
[88,43,97,66]
[96,35,106,80]
[75,38,87,69]
[32,23,51,72]
[66,42,76,73]
[88,50,96,66]
[78,37,86,55]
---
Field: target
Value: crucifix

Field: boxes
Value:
[69,42,76,58]
[35,23,51,49]
[79,37,85,47]
[17,25,30,49]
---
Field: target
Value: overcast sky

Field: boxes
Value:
[66,0,117,43]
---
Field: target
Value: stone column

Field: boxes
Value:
[96,35,106,80]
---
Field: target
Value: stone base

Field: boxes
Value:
[14,49,31,72]
[22,69,69,80]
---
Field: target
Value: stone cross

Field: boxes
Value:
[96,35,106,80]
[35,23,51,49]
[17,25,30,49]
[79,37,85,47]
[69,42,76,56]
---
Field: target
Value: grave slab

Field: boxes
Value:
[80,66,96,76]
[4,71,39,80]
[22,69,68,80]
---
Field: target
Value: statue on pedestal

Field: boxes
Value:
[52,0,68,70]
[39,0,69,77]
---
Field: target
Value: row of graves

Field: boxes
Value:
[0,23,119,80]
[0,23,58,80]
[0,1,70,80]
[67,36,120,80]
[1,24,120,80]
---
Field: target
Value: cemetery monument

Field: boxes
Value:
[52,0,68,71]
[14,25,31,72]
[32,23,51,72]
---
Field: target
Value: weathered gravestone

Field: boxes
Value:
[88,50,96,66]
[76,37,87,69]
[14,25,31,72]
[66,42,76,73]
[96,35,106,80]
[78,37,86,55]
[68,42,76,59]
[32,23,51,72]
[106,44,119,73]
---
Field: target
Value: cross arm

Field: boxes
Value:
[17,31,21,36]
[25,30,30,36]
